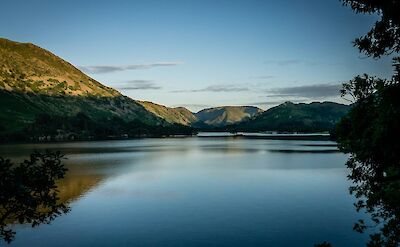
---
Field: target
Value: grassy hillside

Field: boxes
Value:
[138,101,197,126]
[231,102,350,133]
[0,38,118,97]
[0,38,190,139]
[195,106,263,127]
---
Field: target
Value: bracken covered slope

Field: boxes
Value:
[0,38,166,133]
[0,38,119,97]
[138,101,197,126]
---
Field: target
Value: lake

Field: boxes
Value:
[0,137,369,246]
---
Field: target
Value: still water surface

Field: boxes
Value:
[0,137,368,246]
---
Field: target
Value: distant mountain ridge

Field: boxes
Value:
[136,103,264,127]
[231,101,350,132]
[138,101,263,129]
[195,106,263,127]
[138,101,197,126]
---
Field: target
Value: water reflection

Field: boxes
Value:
[0,138,371,246]
[345,155,400,247]
[57,170,104,204]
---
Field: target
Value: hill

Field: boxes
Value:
[195,106,263,127]
[0,38,192,140]
[230,101,350,132]
[0,38,119,97]
[138,101,197,126]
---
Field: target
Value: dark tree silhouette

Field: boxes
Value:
[335,0,400,246]
[0,151,69,244]
[337,69,400,246]
[0,112,194,142]
[342,0,400,58]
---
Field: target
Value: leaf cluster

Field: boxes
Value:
[342,0,400,58]
[0,151,69,243]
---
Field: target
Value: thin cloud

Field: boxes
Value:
[251,75,276,79]
[264,59,316,66]
[245,99,306,108]
[116,80,161,90]
[246,100,295,106]
[266,83,342,98]
[173,104,212,109]
[173,84,249,93]
[278,59,300,66]
[79,61,181,74]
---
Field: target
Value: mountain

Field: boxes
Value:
[231,101,350,132]
[138,101,197,126]
[136,103,264,127]
[0,38,351,139]
[195,106,263,127]
[0,38,191,140]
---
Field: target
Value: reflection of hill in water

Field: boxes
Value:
[57,174,103,204]
[0,145,135,206]
[56,163,107,204]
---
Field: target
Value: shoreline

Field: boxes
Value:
[0,133,333,145]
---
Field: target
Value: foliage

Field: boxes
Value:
[0,151,69,243]
[337,1,400,245]
[336,70,400,246]
[342,0,400,58]
[0,112,194,142]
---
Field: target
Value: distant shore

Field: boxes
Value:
[0,132,333,145]
[197,132,332,141]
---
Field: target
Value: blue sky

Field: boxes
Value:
[0,0,394,111]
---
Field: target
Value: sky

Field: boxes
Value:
[0,0,395,111]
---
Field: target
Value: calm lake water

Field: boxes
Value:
[0,137,369,246]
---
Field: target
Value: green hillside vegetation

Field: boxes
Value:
[138,101,197,126]
[0,38,118,97]
[0,38,193,141]
[1,112,193,142]
[0,90,165,132]
[195,106,263,127]
[230,102,350,133]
